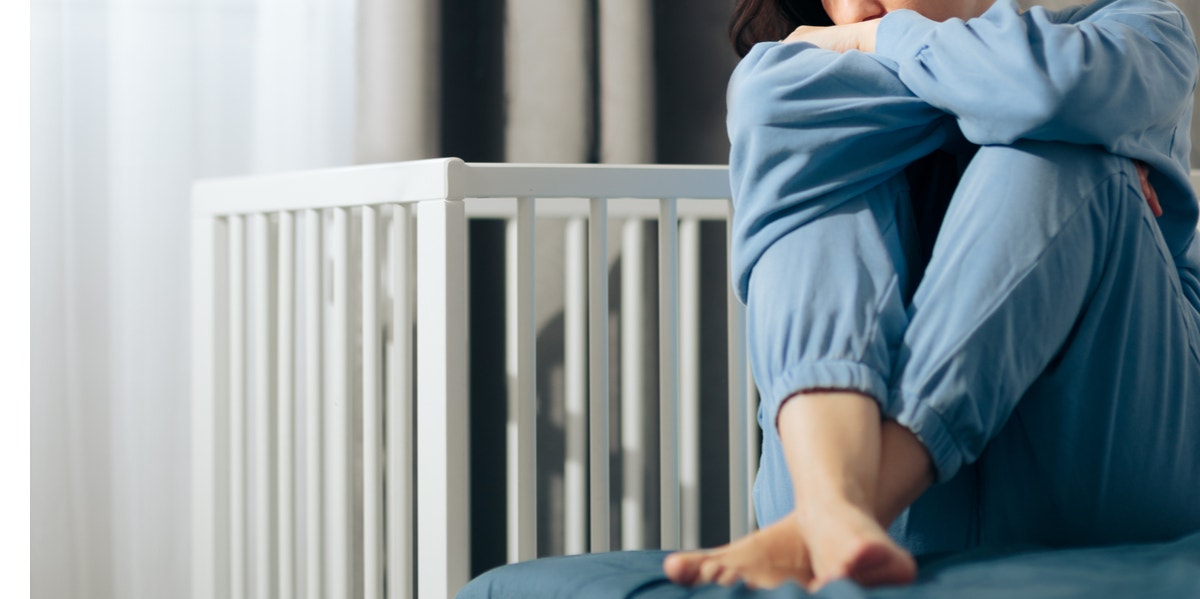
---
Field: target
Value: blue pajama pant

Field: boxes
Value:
[748,140,1200,555]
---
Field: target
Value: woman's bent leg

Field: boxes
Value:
[890,140,1200,547]
[665,173,950,589]
[747,174,919,527]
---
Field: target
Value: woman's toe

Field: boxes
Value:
[663,551,704,586]
[697,557,725,585]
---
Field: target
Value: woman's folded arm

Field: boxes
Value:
[875,0,1199,149]
[728,42,951,302]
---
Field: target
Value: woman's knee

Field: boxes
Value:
[938,140,1140,257]
[958,140,1133,214]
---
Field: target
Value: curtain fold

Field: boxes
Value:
[32,0,357,597]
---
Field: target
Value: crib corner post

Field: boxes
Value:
[192,213,228,599]
[415,197,471,598]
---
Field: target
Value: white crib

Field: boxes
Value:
[190,159,758,599]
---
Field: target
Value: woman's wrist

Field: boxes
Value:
[858,20,880,53]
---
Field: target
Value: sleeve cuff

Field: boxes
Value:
[892,391,966,483]
[764,360,893,433]
[875,9,939,61]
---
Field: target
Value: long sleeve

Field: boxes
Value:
[875,0,1198,150]
[875,0,1200,289]
[728,42,952,303]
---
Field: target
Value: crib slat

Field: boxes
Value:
[416,199,470,598]
[620,219,645,550]
[362,206,384,599]
[329,207,351,599]
[276,211,295,599]
[659,198,681,550]
[192,216,228,599]
[303,209,324,599]
[386,205,414,599]
[589,198,611,553]
[506,197,538,563]
[726,208,750,540]
[564,217,588,555]
[678,218,700,550]
[252,214,278,599]
[228,215,247,599]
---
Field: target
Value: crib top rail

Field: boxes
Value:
[191,158,732,217]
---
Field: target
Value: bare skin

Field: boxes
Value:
[663,391,935,591]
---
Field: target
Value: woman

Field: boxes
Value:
[663,0,1200,591]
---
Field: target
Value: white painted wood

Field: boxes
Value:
[362,206,384,599]
[190,162,747,595]
[678,218,700,550]
[303,209,323,599]
[588,198,611,553]
[276,211,295,599]
[328,208,351,599]
[251,213,278,599]
[192,159,466,216]
[228,215,247,599]
[564,217,587,555]
[416,199,470,598]
[659,199,681,551]
[620,219,645,550]
[465,197,729,220]
[386,205,414,599]
[726,209,750,541]
[505,197,537,563]
[192,216,228,599]
[192,160,731,216]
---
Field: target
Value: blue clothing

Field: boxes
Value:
[731,0,1200,554]
[729,0,1200,554]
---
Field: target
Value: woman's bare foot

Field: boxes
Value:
[662,512,814,589]
[799,500,916,589]
[661,501,914,591]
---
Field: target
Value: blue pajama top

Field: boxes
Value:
[727,0,1200,435]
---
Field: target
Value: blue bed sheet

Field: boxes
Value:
[459,530,1200,598]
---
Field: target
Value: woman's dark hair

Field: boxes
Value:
[730,0,833,57]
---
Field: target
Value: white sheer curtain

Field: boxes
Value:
[31,0,356,597]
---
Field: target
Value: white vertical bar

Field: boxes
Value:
[386,205,414,599]
[328,208,351,599]
[252,214,278,599]
[192,216,228,599]
[620,219,644,550]
[506,197,537,563]
[659,199,680,551]
[563,217,587,555]
[678,218,700,550]
[588,198,610,553]
[304,209,324,599]
[362,206,383,599]
[228,215,247,599]
[277,212,295,599]
[726,208,750,540]
[416,199,470,598]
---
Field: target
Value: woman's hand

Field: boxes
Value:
[1134,160,1163,217]
[782,20,880,53]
